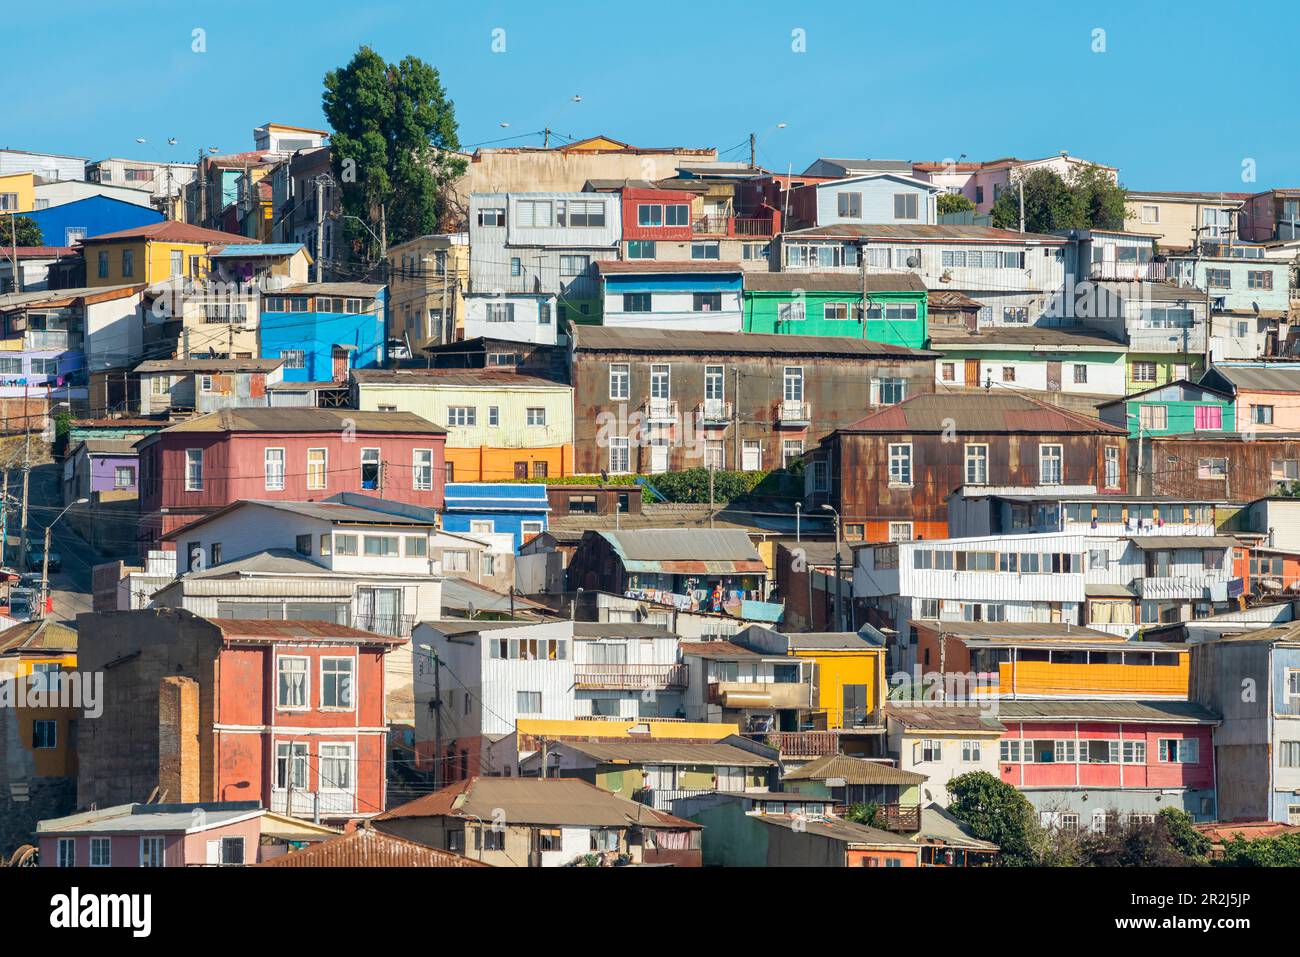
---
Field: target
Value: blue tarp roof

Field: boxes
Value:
[444,483,551,512]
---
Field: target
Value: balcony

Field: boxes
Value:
[634,787,716,812]
[1137,575,1227,601]
[641,397,678,423]
[834,802,922,833]
[696,399,732,425]
[707,680,812,709]
[763,730,842,758]
[350,612,416,637]
[573,663,687,691]
[1089,261,1168,282]
[690,214,778,238]
[776,399,812,426]
[271,788,355,817]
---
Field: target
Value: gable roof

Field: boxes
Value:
[0,619,77,655]
[1096,378,1233,407]
[140,408,445,439]
[1204,363,1300,395]
[554,740,777,767]
[81,221,258,245]
[782,753,928,786]
[833,391,1127,435]
[376,777,701,829]
[258,825,490,867]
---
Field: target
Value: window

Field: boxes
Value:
[306,448,327,489]
[823,302,850,321]
[276,742,309,790]
[140,836,165,868]
[1140,205,1160,224]
[486,302,515,323]
[510,257,522,277]
[782,440,804,468]
[783,366,804,402]
[609,363,629,400]
[561,198,606,227]
[1248,270,1274,290]
[812,460,829,492]
[1039,444,1063,485]
[965,444,989,485]
[637,204,663,227]
[742,242,769,261]
[920,739,942,762]
[320,743,353,791]
[627,240,656,259]
[1073,364,1088,384]
[941,362,955,381]
[893,193,919,220]
[184,449,203,491]
[90,837,111,867]
[889,522,912,542]
[121,249,134,277]
[278,657,309,709]
[1197,457,1228,481]
[477,206,505,226]
[623,293,652,313]
[609,436,630,474]
[539,304,551,326]
[961,740,981,763]
[888,443,912,486]
[97,250,109,278]
[1195,405,1225,430]
[1206,268,1231,288]
[1251,405,1274,425]
[837,192,862,218]
[359,447,381,490]
[691,242,720,260]
[447,406,476,427]
[1132,361,1157,383]
[413,449,434,490]
[279,349,306,370]
[114,465,136,488]
[57,838,74,868]
[873,378,906,405]
[1105,447,1121,490]
[516,199,553,227]
[517,691,542,714]
[1003,306,1029,324]
[1279,741,1300,768]
[364,535,400,557]
[693,292,722,312]
[321,658,354,709]
[559,254,590,276]
[1139,405,1168,431]
[778,301,805,322]
[1158,739,1199,764]
[32,720,56,749]
[335,534,358,556]
[1002,366,1016,382]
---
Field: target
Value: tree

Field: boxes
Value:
[937,193,975,216]
[989,166,1126,234]
[946,771,1049,866]
[322,47,466,258]
[1158,807,1211,862]
[4,215,43,247]
[1076,813,1205,867]
[1219,832,1300,867]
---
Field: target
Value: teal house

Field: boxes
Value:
[742,272,928,349]
[1097,380,1236,438]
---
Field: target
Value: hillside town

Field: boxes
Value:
[2,64,1300,880]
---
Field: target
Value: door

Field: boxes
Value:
[514,461,528,479]
[1046,361,1062,392]
[964,358,981,387]
[649,442,669,473]
[742,440,762,471]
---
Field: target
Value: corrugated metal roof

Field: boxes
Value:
[84,221,258,245]
[678,640,764,660]
[37,803,261,835]
[1209,364,1300,394]
[996,700,1219,724]
[596,260,743,275]
[743,271,926,293]
[73,439,138,456]
[1085,583,1139,598]
[781,632,877,650]
[757,814,916,846]
[144,408,445,436]
[279,282,383,297]
[574,325,934,358]
[438,579,553,617]
[260,826,490,867]
[211,618,406,645]
[910,620,1123,642]
[599,528,762,563]
[0,619,77,654]
[885,706,1005,732]
[209,243,306,258]
[353,369,567,389]
[1129,535,1240,550]
[783,753,928,786]
[135,358,283,373]
[557,740,776,766]
[376,777,701,828]
[927,326,1126,349]
[837,392,1127,435]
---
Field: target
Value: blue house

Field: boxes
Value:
[441,483,550,551]
[25,196,163,247]
[259,283,387,382]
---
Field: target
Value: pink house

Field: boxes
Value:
[994,701,1220,826]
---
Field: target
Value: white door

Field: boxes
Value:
[649,442,669,473]
[742,440,762,471]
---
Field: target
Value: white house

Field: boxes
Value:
[596,261,743,332]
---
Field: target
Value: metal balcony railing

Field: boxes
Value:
[642,397,678,422]
[573,663,687,690]
[776,399,812,424]
[350,612,416,636]
[1089,261,1168,281]
[696,399,732,424]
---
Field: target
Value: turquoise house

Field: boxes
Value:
[742,272,928,349]
[1097,380,1236,438]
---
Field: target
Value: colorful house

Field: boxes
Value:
[352,368,574,482]
[441,482,550,550]
[597,261,744,332]
[80,221,257,287]
[1097,379,1236,438]
[23,195,163,248]
[0,171,35,213]
[386,233,469,347]
[782,753,927,831]
[259,283,387,382]
[743,272,929,348]
[1200,362,1300,433]
[929,325,1128,395]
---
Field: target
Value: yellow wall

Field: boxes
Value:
[386,237,469,347]
[997,657,1190,698]
[0,172,36,214]
[0,653,79,778]
[358,382,575,481]
[792,647,885,730]
[1123,199,1239,251]
[516,718,738,740]
[85,239,211,287]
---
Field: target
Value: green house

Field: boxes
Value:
[1097,379,1236,438]
[743,271,929,349]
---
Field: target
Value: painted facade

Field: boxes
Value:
[441,482,550,550]
[598,261,744,333]
[259,283,387,382]
[1097,381,1236,438]
[742,272,929,349]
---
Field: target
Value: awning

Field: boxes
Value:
[1129,535,1240,550]
[1085,583,1138,598]
[623,559,768,575]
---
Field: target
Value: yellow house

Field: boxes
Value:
[385,233,469,349]
[741,627,887,731]
[0,171,36,214]
[80,221,258,287]
[1124,191,1248,252]
[0,619,79,784]
[353,368,574,481]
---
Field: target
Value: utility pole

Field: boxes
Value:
[197,150,207,228]
[314,174,326,282]
[18,385,31,572]
[431,649,443,790]
[1018,177,1025,233]
[1,467,8,563]
[38,524,51,619]
[378,203,387,260]
[543,128,551,148]
[8,213,21,293]
[732,368,741,469]
[749,132,756,168]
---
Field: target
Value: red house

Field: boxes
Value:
[76,609,403,824]
[995,700,1220,826]
[136,407,447,553]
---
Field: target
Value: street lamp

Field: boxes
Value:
[820,504,844,630]
[38,497,88,619]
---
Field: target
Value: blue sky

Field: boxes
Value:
[4,0,1296,192]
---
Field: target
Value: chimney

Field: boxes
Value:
[158,676,200,803]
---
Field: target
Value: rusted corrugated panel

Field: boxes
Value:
[259,827,490,867]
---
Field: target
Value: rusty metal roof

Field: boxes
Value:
[211,618,406,645]
[885,705,1006,733]
[996,700,1219,724]
[756,814,917,847]
[555,740,777,767]
[143,407,446,436]
[0,619,77,655]
[783,753,928,786]
[927,326,1126,349]
[836,391,1127,435]
[679,640,764,660]
[595,260,743,274]
[259,826,490,867]
[573,325,935,358]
